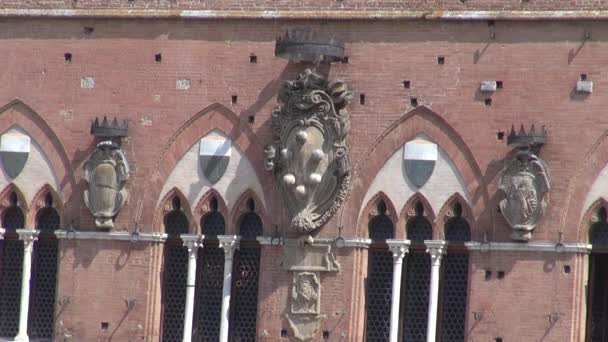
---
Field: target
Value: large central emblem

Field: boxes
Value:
[264,69,353,235]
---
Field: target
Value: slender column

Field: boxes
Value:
[181,234,204,342]
[15,229,39,342]
[425,240,446,342]
[218,235,240,342]
[386,240,410,342]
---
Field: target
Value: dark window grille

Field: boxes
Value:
[29,201,60,341]
[0,194,24,338]
[0,239,23,338]
[165,198,189,236]
[444,205,470,242]
[229,210,262,341]
[401,253,430,342]
[369,201,395,240]
[365,250,393,341]
[193,243,224,341]
[590,208,608,246]
[406,203,432,242]
[161,208,190,342]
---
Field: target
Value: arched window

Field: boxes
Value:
[401,201,432,342]
[0,192,24,338]
[439,202,470,342]
[229,199,262,340]
[29,193,60,340]
[193,197,225,341]
[365,200,395,341]
[161,197,190,342]
[587,207,608,341]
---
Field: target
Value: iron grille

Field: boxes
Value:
[369,214,394,240]
[201,212,226,236]
[239,213,262,238]
[0,239,23,338]
[29,238,58,341]
[401,253,430,342]
[165,211,189,236]
[406,217,432,242]
[590,209,608,245]
[161,243,188,342]
[440,254,469,342]
[2,206,24,230]
[36,208,60,232]
[193,243,224,342]
[229,245,260,341]
[444,217,470,242]
[365,250,393,341]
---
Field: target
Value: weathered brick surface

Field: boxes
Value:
[0,17,606,341]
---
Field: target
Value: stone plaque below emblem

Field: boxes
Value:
[199,133,231,184]
[0,132,30,179]
[403,139,437,188]
[282,242,339,272]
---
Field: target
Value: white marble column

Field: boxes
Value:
[218,235,240,342]
[181,234,204,342]
[386,240,410,342]
[15,229,39,342]
[425,240,446,342]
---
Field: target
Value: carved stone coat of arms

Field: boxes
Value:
[498,151,550,241]
[83,141,130,229]
[264,69,353,236]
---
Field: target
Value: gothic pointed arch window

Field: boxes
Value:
[365,200,395,341]
[0,191,24,338]
[586,206,608,341]
[193,196,225,341]
[29,193,60,341]
[438,202,470,342]
[161,197,190,342]
[401,201,432,342]
[229,198,262,341]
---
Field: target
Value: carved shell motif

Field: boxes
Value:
[264,69,353,235]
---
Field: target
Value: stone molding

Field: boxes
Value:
[3,9,608,21]
[54,230,168,242]
[465,241,591,253]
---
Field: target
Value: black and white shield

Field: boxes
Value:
[199,134,231,184]
[403,139,437,188]
[0,133,30,179]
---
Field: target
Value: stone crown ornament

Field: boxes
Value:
[499,124,550,242]
[84,138,130,230]
[264,69,353,236]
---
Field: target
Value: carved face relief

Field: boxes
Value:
[498,151,550,241]
[291,272,320,315]
[83,141,129,229]
[265,69,353,235]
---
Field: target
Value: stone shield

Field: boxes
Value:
[403,139,437,188]
[0,132,30,179]
[199,133,231,184]
[264,69,353,235]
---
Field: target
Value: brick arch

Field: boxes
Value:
[0,183,28,228]
[153,187,194,234]
[0,100,75,205]
[359,191,399,239]
[436,192,475,240]
[400,192,436,239]
[195,188,229,235]
[232,189,268,236]
[343,105,486,237]
[562,129,608,241]
[579,197,608,244]
[31,184,63,229]
[138,102,279,232]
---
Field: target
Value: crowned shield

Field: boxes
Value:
[0,132,30,179]
[199,133,231,184]
[403,139,437,188]
[264,69,353,235]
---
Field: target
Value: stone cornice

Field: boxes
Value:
[465,241,591,253]
[1,9,608,21]
[54,230,168,242]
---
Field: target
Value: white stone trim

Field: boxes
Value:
[257,236,373,248]
[1,9,608,20]
[386,239,410,342]
[465,241,591,253]
[54,230,168,242]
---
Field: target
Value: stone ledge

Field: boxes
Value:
[466,241,591,253]
[54,230,167,242]
[2,9,608,20]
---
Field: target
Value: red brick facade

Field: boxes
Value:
[0,13,607,342]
